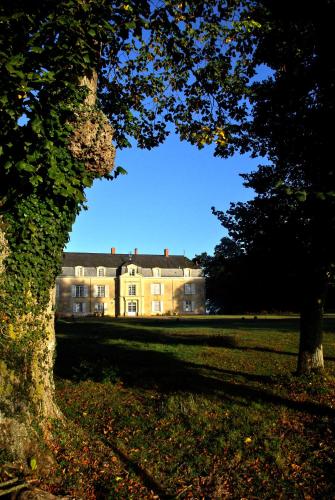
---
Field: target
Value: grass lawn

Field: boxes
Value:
[49,316,335,499]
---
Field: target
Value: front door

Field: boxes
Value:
[127,300,137,316]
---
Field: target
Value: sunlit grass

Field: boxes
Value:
[53,316,335,499]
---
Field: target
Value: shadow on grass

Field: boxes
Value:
[83,314,335,333]
[56,318,300,356]
[88,315,304,332]
[55,321,335,420]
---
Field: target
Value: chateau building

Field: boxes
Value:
[56,248,205,317]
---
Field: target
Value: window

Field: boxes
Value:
[183,300,194,312]
[75,266,84,277]
[95,302,104,313]
[153,268,160,277]
[74,285,86,297]
[93,285,109,298]
[94,302,107,313]
[151,283,164,295]
[97,285,105,298]
[152,301,163,313]
[97,267,105,277]
[128,301,137,312]
[184,268,190,277]
[73,302,85,313]
[184,283,195,295]
[128,284,136,296]
[129,268,136,276]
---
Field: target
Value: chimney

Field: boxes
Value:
[111,247,116,254]
[164,248,169,257]
[134,248,138,255]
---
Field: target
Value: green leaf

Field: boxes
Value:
[31,117,43,136]
[125,22,136,30]
[30,457,37,470]
[115,166,127,175]
[16,161,35,173]
[30,46,44,54]
[296,191,307,202]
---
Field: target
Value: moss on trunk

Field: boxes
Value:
[0,224,61,463]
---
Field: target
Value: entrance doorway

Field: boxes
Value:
[127,301,137,316]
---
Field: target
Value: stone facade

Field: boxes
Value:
[56,248,205,317]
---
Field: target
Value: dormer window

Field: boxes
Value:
[153,268,160,277]
[184,268,190,277]
[75,266,84,277]
[128,266,136,276]
[97,266,106,277]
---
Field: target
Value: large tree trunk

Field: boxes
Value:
[298,300,324,374]
[0,226,61,465]
[297,269,328,374]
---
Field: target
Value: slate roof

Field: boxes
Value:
[62,252,199,269]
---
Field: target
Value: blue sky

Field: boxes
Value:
[66,133,261,259]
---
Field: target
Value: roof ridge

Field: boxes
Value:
[62,252,199,269]
[64,251,190,258]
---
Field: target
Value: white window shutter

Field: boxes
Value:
[72,285,76,298]
[183,301,186,311]
[72,303,77,313]
[160,284,164,295]
[192,283,196,294]
[104,302,108,312]
[84,285,89,297]
[93,285,98,298]
[82,302,86,313]
[105,285,109,298]
[160,301,164,313]
[191,301,195,312]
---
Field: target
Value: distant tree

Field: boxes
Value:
[195,237,246,313]
[211,192,304,314]
[197,220,302,315]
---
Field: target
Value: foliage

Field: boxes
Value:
[194,237,253,314]
[43,317,335,498]
[202,200,307,314]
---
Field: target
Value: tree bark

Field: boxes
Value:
[297,269,328,374]
[79,70,98,106]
